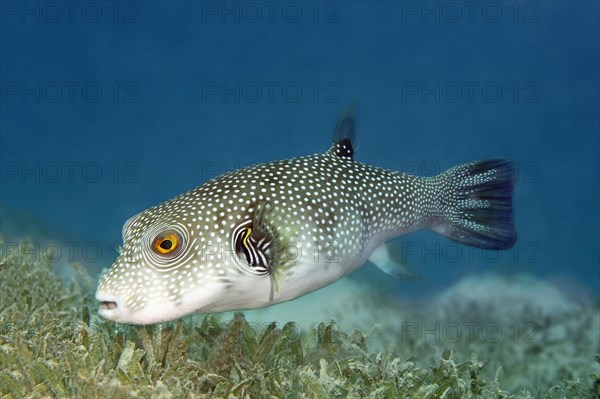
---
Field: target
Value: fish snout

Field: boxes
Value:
[95,289,183,325]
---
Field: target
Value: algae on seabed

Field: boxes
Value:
[0,240,598,398]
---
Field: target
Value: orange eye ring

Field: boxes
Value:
[153,233,179,255]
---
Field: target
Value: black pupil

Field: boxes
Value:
[160,239,173,250]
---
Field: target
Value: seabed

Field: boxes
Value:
[0,240,598,398]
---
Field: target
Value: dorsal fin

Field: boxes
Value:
[329,102,356,159]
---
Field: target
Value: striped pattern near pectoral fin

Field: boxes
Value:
[232,219,272,275]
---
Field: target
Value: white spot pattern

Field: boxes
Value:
[97,143,435,312]
[97,143,514,318]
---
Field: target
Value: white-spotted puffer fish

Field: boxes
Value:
[96,106,516,324]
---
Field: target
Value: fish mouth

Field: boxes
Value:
[99,301,118,310]
[95,292,122,320]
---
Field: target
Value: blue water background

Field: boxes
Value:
[1,1,598,298]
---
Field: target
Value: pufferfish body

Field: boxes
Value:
[96,107,516,324]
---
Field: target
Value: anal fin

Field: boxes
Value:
[368,242,422,280]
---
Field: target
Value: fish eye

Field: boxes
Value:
[152,232,181,256]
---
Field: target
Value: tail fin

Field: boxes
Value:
[434,159,517,250]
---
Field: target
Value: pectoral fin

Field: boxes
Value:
[250,201,298,301]
[368,242,422,280]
